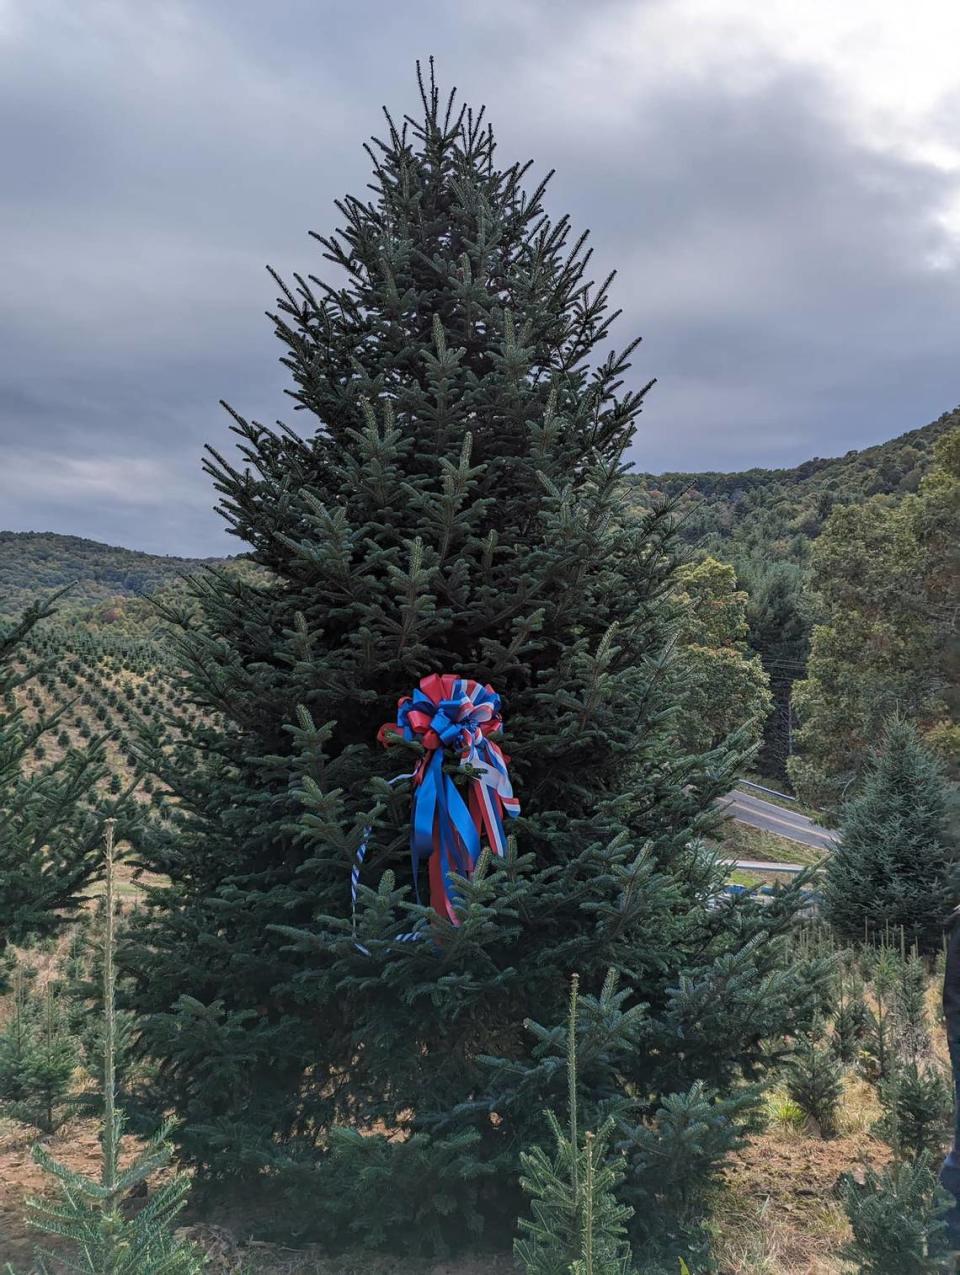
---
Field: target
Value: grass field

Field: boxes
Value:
[718,819,827,869]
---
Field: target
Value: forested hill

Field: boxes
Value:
[625,406,960,565]
[0,531,231,618]
[4,406,958,620]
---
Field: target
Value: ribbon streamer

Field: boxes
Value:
[351,771,419,955]
[377,674,521,926]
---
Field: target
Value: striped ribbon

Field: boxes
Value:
[351,771,420,955]
[352,674,520,947]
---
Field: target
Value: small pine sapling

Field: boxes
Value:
[934,936,948,1029]
[786,1026,843,1138]
[0,597,133,978]
[874,1062,953,1164]
[25,987,77,1136]
[515,975,634,1275]
[845,937,953,1275]
[786,923,843,1032]
[57,899,142,1117]
[862,946,900,1085]
[842,1155,950,1273]
[894,946,932,1064]
[0,974,77,1134]
[24,820,205,1274]
[0,970,34,1109]
[832,967,869,1067]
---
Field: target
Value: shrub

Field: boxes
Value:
[842,1156,949,1273]
[785,1030,843,1137]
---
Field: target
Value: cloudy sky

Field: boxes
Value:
[1,0,958,555]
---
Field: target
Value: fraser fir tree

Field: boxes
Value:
[831,962,869,1066]
[127,64,823,1262]
[785,1026,843,1138]
[0,977,77,1134]
[822,719,957,952]
[894,947,933,1063]
[875,1062,952,1164]
[862,945,900,1085]
[867,940,952,1169]
[25,821,204,1275]
[515,976,634,1275]
[842,1157,950,1274]
[49,899,145,1120]
[0,971,37,1115]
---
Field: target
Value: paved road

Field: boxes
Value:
[720,788,838,852]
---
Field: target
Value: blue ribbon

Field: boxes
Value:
[409,746,481,901]
[354,677,518,948]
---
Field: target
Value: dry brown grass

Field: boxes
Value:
[713,1116,889,1275]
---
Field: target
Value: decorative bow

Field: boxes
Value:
[378,674,520,925]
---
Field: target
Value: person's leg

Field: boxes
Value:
[942,1142,960,1244]
[940,1119,960,1247]
[941,924,960,1248]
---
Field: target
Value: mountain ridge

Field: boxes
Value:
[4,406,957,615]
[0,529,235,618]
[625,406,959,563]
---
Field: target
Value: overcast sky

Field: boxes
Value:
[1,1,958,556]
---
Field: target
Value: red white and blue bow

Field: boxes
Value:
[377,674,520,926]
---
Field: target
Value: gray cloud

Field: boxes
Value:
[1,0,957,553]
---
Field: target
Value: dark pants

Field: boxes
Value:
[941,913,960,1243]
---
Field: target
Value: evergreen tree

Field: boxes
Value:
[0,971,36,1113]
[515,976,634,1275]
[0,977,77,1134]
[127,64,823,1263]
[874,1062,952,1164]
[24,821,204,1275]
[831,962,868,1066]
[894,947,932,1063]
[0,598,126,980]
[785,1027,843,1138]
[822,719,957,952]
[862,945,900,1085]
[52,900,145,1119]
[842,1157,950,1273]
[934,937,948,1029]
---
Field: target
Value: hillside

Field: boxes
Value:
[6,410,956,623]
[10,623,188,808]
[625,406,960,566]
[0,531,234,619]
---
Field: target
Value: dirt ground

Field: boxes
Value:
[0,1113,520,1274]
[0,1104,893,1275]
[0,1115,103,1271]
[0,875,942,1273]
